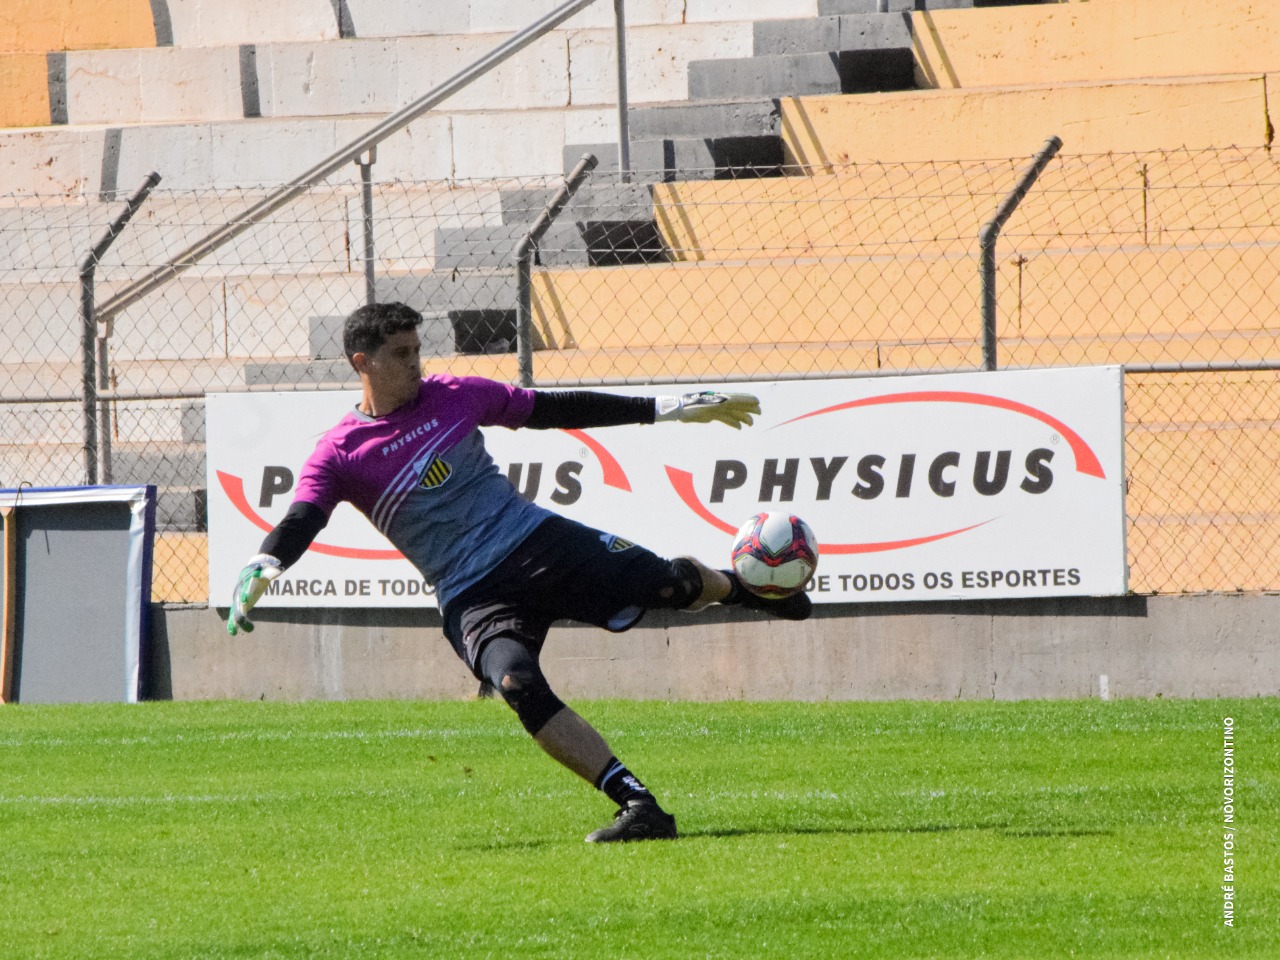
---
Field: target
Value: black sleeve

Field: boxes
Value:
[523,390,657,430]
[258,501,329,569]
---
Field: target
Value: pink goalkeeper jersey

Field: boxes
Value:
[293,374,554,607]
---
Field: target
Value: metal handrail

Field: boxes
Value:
[95,0,627,323]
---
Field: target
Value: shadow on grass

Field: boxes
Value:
[460,822,1113,851]
[683,823,1114,841]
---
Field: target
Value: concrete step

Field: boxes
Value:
[109,441,205,488]
[688,48,914,100]
[0,106,619,193]
[629,97,781,140]
[912,0,1280,92]
[781,75,1277,169]
[816,0,1017,13]
[371,269,516,315]
[411,325,1280,388]
[308,310,455,360]
[563,136,784,180]
[1,96,788,193]
[499,181,656,224]
[433,222,589,270]
[159,0,339,46]
[754,13,911,56]
[8,21,758,128]
[522,242,1280,363]
[243,358,361,388]
[434,219,671,270]
[339,0,819,39]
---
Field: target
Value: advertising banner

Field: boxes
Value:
[207,366,1126,607]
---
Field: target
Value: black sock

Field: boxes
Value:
[595,756,655,807]
[717,570,813,621]
[719,570,746,605]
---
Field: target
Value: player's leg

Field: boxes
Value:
[477,636,677,843]
[665,556,812,621]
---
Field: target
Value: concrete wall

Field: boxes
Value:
[149,592,1280,701]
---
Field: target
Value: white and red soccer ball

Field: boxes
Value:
[730,511,819,599]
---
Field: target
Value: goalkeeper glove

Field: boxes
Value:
[227,554,283,636]
[655,391,760,429]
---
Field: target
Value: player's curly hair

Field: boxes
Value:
[342,301,423,365]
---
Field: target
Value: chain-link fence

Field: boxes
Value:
[2,146,1277,600]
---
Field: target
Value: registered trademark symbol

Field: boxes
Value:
[1050,433,1060,445]
[579,447,588,458]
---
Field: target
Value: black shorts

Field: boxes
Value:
[442,515,677,677]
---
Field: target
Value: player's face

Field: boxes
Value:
[362,329,422,410]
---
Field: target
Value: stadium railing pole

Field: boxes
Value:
[514,154,599,387]
[357,147,378,305]
[979,136,1061,371]
[79,172,161,485]
[614,0,631,182]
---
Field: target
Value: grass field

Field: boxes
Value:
[0,697,1274,959]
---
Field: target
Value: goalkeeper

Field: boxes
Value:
[228,301,809,844]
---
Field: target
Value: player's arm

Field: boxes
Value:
[227,501,328,636]
[523,389,760,430]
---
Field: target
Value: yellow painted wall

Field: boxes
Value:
[1127,518,1279,593]
[782,75,1273,169]
[0,53,51,128]
[911,0,1280,89]
[153,532,208,604]
[0,0,155,53]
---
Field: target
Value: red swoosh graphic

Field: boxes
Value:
[564,429,631,491]
[216,471,403,560]
[664,467,990,554]
[778,391,1104,479]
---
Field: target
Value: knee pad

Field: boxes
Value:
[494,665,566,736]
[642,557,704,610]
[478,637,567,736]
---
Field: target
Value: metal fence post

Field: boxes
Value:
[514,154,599,387]
[356,147,378,304]
[79,172,161,485]
[979,136,1062,371]
[613,0,631,182]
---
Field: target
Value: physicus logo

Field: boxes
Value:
[664,389,1107,555]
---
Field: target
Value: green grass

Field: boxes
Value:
[0,697,1274,958]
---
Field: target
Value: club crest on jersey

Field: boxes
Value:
[600,533,636,553]
[417,453,452,490]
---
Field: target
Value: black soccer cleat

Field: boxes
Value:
[720,572,813,621]
[585,800,678,843]
[738,588,812,621]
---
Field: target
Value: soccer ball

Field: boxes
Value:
[730,512,819,599]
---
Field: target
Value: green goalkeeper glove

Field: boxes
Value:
[655,391,760,429]
[227,554,283,636]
